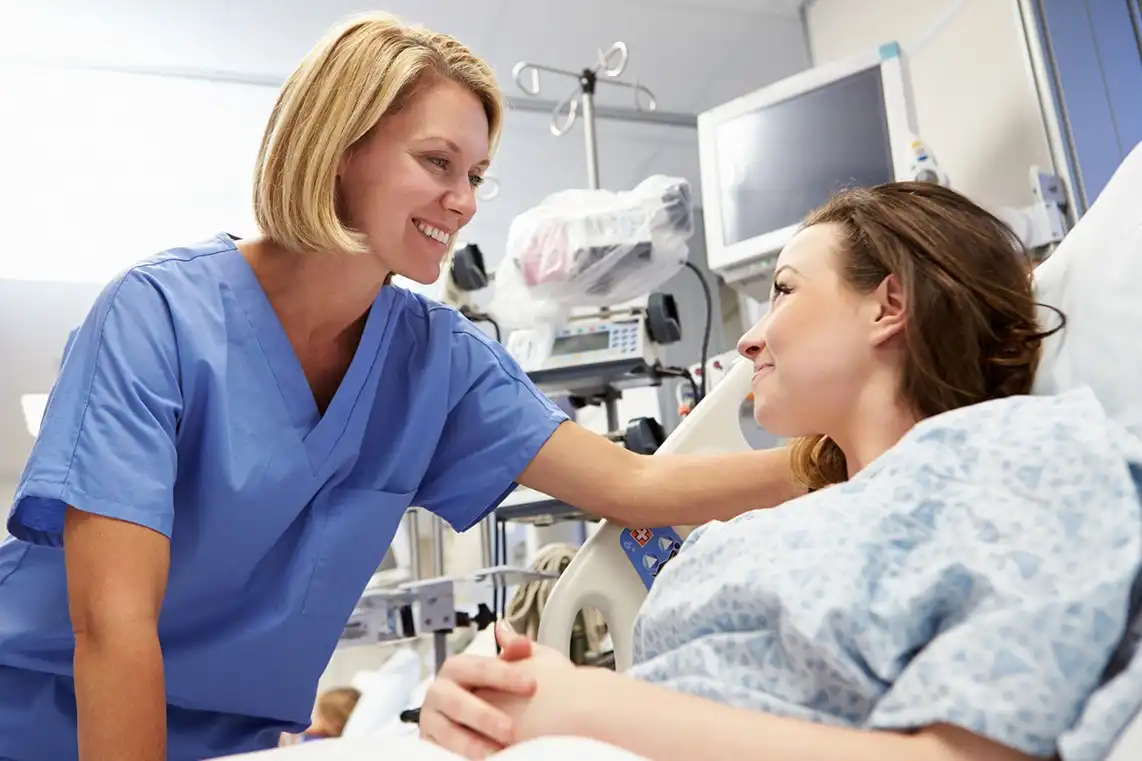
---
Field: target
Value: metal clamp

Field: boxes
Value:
[338,567,560,672]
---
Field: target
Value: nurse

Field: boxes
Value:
[0,13,797,761]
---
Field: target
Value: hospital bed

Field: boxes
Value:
[235,142,1142,760]
[536,139,1142,760]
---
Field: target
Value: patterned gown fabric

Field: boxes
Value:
[629,388,1142,760]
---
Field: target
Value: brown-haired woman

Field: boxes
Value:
[417,182,1123,761]
[740,181,1052,491]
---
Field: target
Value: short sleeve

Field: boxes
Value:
[8,270,181,546]
[413,321,568,531]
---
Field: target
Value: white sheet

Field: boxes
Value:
[218,735,649,761]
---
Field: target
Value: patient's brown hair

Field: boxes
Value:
[789,181,1063,492]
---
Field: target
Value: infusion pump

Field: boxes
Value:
[507,313,657,373]
[505,311,668,396]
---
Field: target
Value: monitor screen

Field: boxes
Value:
[713,65,895,247]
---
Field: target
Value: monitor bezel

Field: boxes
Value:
[697,43,920,281]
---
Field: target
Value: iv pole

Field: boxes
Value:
[512,42,658,191]
[510,44,659,435]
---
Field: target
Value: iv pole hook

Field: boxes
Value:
[511,42,658,189]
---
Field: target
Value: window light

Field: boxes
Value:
[20,393,48,438]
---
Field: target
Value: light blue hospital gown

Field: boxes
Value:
[629,388,1142,760]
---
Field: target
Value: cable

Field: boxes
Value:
[459,306,503,344]
[682,261,713,401]
[482,316,502,344]
[658,366,699,409]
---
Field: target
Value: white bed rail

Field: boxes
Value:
[537,358,756,670]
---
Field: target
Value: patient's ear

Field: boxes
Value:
[869,274,906,347]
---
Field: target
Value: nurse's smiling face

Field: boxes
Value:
[338,78,492,284]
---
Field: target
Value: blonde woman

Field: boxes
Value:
[0,13,796,761]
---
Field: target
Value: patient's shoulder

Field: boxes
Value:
[867,388,1142,526]
[902,387,1131,459]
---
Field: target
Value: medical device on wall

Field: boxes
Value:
[994,167,1069,256]
[698,42,927,300]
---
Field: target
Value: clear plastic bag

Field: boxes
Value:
[491,175,694,327]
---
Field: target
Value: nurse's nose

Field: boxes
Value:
[445,179,478,224]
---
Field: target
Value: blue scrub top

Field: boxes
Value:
[0,234,568,759]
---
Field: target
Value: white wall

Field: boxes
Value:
[805,0,1054,210]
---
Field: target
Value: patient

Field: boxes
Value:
[420,182,1142,761]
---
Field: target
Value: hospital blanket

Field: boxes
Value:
[218,735,649,760]
[629,387,1142,761]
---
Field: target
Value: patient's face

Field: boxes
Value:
[736,223,880,436]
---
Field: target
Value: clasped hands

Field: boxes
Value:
[419,620,595,759]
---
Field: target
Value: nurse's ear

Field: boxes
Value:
[334,147,357,219]
[336,135,363,180]
[867,273,907,348]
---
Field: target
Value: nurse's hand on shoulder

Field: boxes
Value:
[420,621,536,758]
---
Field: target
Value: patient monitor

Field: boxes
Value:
[696,42,929,302]
[696,41,1067,304]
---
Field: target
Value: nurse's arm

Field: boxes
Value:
[64,507,170,761]
[517,422,801,527]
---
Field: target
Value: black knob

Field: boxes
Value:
[625,417,666,454]
[646,293,681,344]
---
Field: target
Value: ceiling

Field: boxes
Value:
[0,0,811,479]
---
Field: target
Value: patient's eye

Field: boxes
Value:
[771,280,793,300]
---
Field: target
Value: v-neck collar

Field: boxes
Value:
[220,234,398,475]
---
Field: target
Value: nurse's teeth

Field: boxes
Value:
[415,221,451,244]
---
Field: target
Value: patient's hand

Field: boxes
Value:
[493,622,533,663]
[420,622,539,759]
[473,642,585,745]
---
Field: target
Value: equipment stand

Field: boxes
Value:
[580,68,600,190]
[513,42,659,433]
[512,41,657,192]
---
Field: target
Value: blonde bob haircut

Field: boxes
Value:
[254,12,504,255]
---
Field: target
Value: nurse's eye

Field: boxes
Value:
[469,174,485,187]
[425,155,450,171]
[771,280,793,300]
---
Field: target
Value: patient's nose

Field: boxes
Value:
[737,323,766,360]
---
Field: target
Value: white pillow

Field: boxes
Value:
[1032,141,1142,439]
